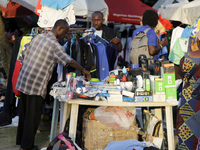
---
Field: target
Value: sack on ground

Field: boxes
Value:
[93,106,136,130]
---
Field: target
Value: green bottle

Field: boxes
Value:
[145,74,150,92]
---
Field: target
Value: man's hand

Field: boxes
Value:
[110,37,122,52]
[82,69,91,81]
[110,37,120,45]
[190,39,199,52]
[159,37,168,47]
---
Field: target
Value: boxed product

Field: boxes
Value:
[162,63,175,74]
[164,73,176,87]
[82,109,138,150]
[135,96,153,102]
[154,80,165,95]
[153,94,166,102]
[165,86,177,101]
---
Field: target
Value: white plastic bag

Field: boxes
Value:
[94,106,136,130]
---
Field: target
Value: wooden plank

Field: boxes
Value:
[165,106,175,150]
[50,97,60,142]
[68,104,79,141]
[65,99,178,107]
[60,102,71,133]
[154,108,163,138]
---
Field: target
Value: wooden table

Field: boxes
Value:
[50,97,178,150]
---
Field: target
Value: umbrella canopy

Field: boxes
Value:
[104,0,157,24]
[158,1,200,25]
[12,0,38,12]
[12,0,109,24]
[153,0,188,10]
[0,1,34,18]
[73,0,108,23]
[158,2,189,22]
[170,1,200,25]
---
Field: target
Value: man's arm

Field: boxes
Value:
[66,59,91,80]
[148,37,168,56]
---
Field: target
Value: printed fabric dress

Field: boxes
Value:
[176,53,200,150]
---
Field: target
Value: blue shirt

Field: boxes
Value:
[91,40,109,81]
[153,34,168,61]
[132,25,158,47]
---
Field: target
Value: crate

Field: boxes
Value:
[82,108,138,150]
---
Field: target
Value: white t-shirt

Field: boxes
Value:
[94,30,103,38]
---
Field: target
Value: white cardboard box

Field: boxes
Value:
[153,94,166,102]
[107,94,123,102]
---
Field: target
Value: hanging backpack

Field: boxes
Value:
[130,28,152,65]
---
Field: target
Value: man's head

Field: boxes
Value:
[142,10,159,28]
[91,11,105,30]
[52,19,69,40]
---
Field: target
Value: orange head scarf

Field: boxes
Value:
[158,14,173,30]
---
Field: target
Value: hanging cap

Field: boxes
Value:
[158,14,173,30]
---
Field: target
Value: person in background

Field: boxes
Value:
[176,30,200,150]
[15,19,91,150]
[154,14,173,61]
[91,11,122,52]
[6,18,23,44]
[132,10,168,57]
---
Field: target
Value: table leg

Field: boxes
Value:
[50,97,60,142]
[68,104,79,142]
[60,102,71,133]
[154,108,163,138]
[165,106,175,150]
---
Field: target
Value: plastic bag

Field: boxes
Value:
[94,106,136,130]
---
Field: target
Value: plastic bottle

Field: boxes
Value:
[145,74,150,91]
[122,66,127,75]
[122,75,127,82]
[65,73,73,100]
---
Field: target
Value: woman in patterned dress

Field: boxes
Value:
[176,30,200,150]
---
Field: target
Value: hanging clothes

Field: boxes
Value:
[106,43,118,71]
[37,3,76,28]
[40,0,74,10]
[91,39,109,80]
[3,36,23,114]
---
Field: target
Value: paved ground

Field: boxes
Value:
[0,115,55,150]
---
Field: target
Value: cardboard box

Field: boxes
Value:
[164,73,176,87]
[107,94,123,102]
[153,94,166,102]
[135,96,153,102]
[166,86,177,101]
[154,81,165,94]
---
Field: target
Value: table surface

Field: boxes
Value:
[60,99,178,107]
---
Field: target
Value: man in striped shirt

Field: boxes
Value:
[16,19,91,150]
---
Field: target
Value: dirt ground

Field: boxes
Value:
[0,117,54,150]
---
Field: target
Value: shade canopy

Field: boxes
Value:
[0,1,34,18]
[158,1,200,25]
[104,0,157,24]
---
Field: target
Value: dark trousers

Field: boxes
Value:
[16,92,44,149]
